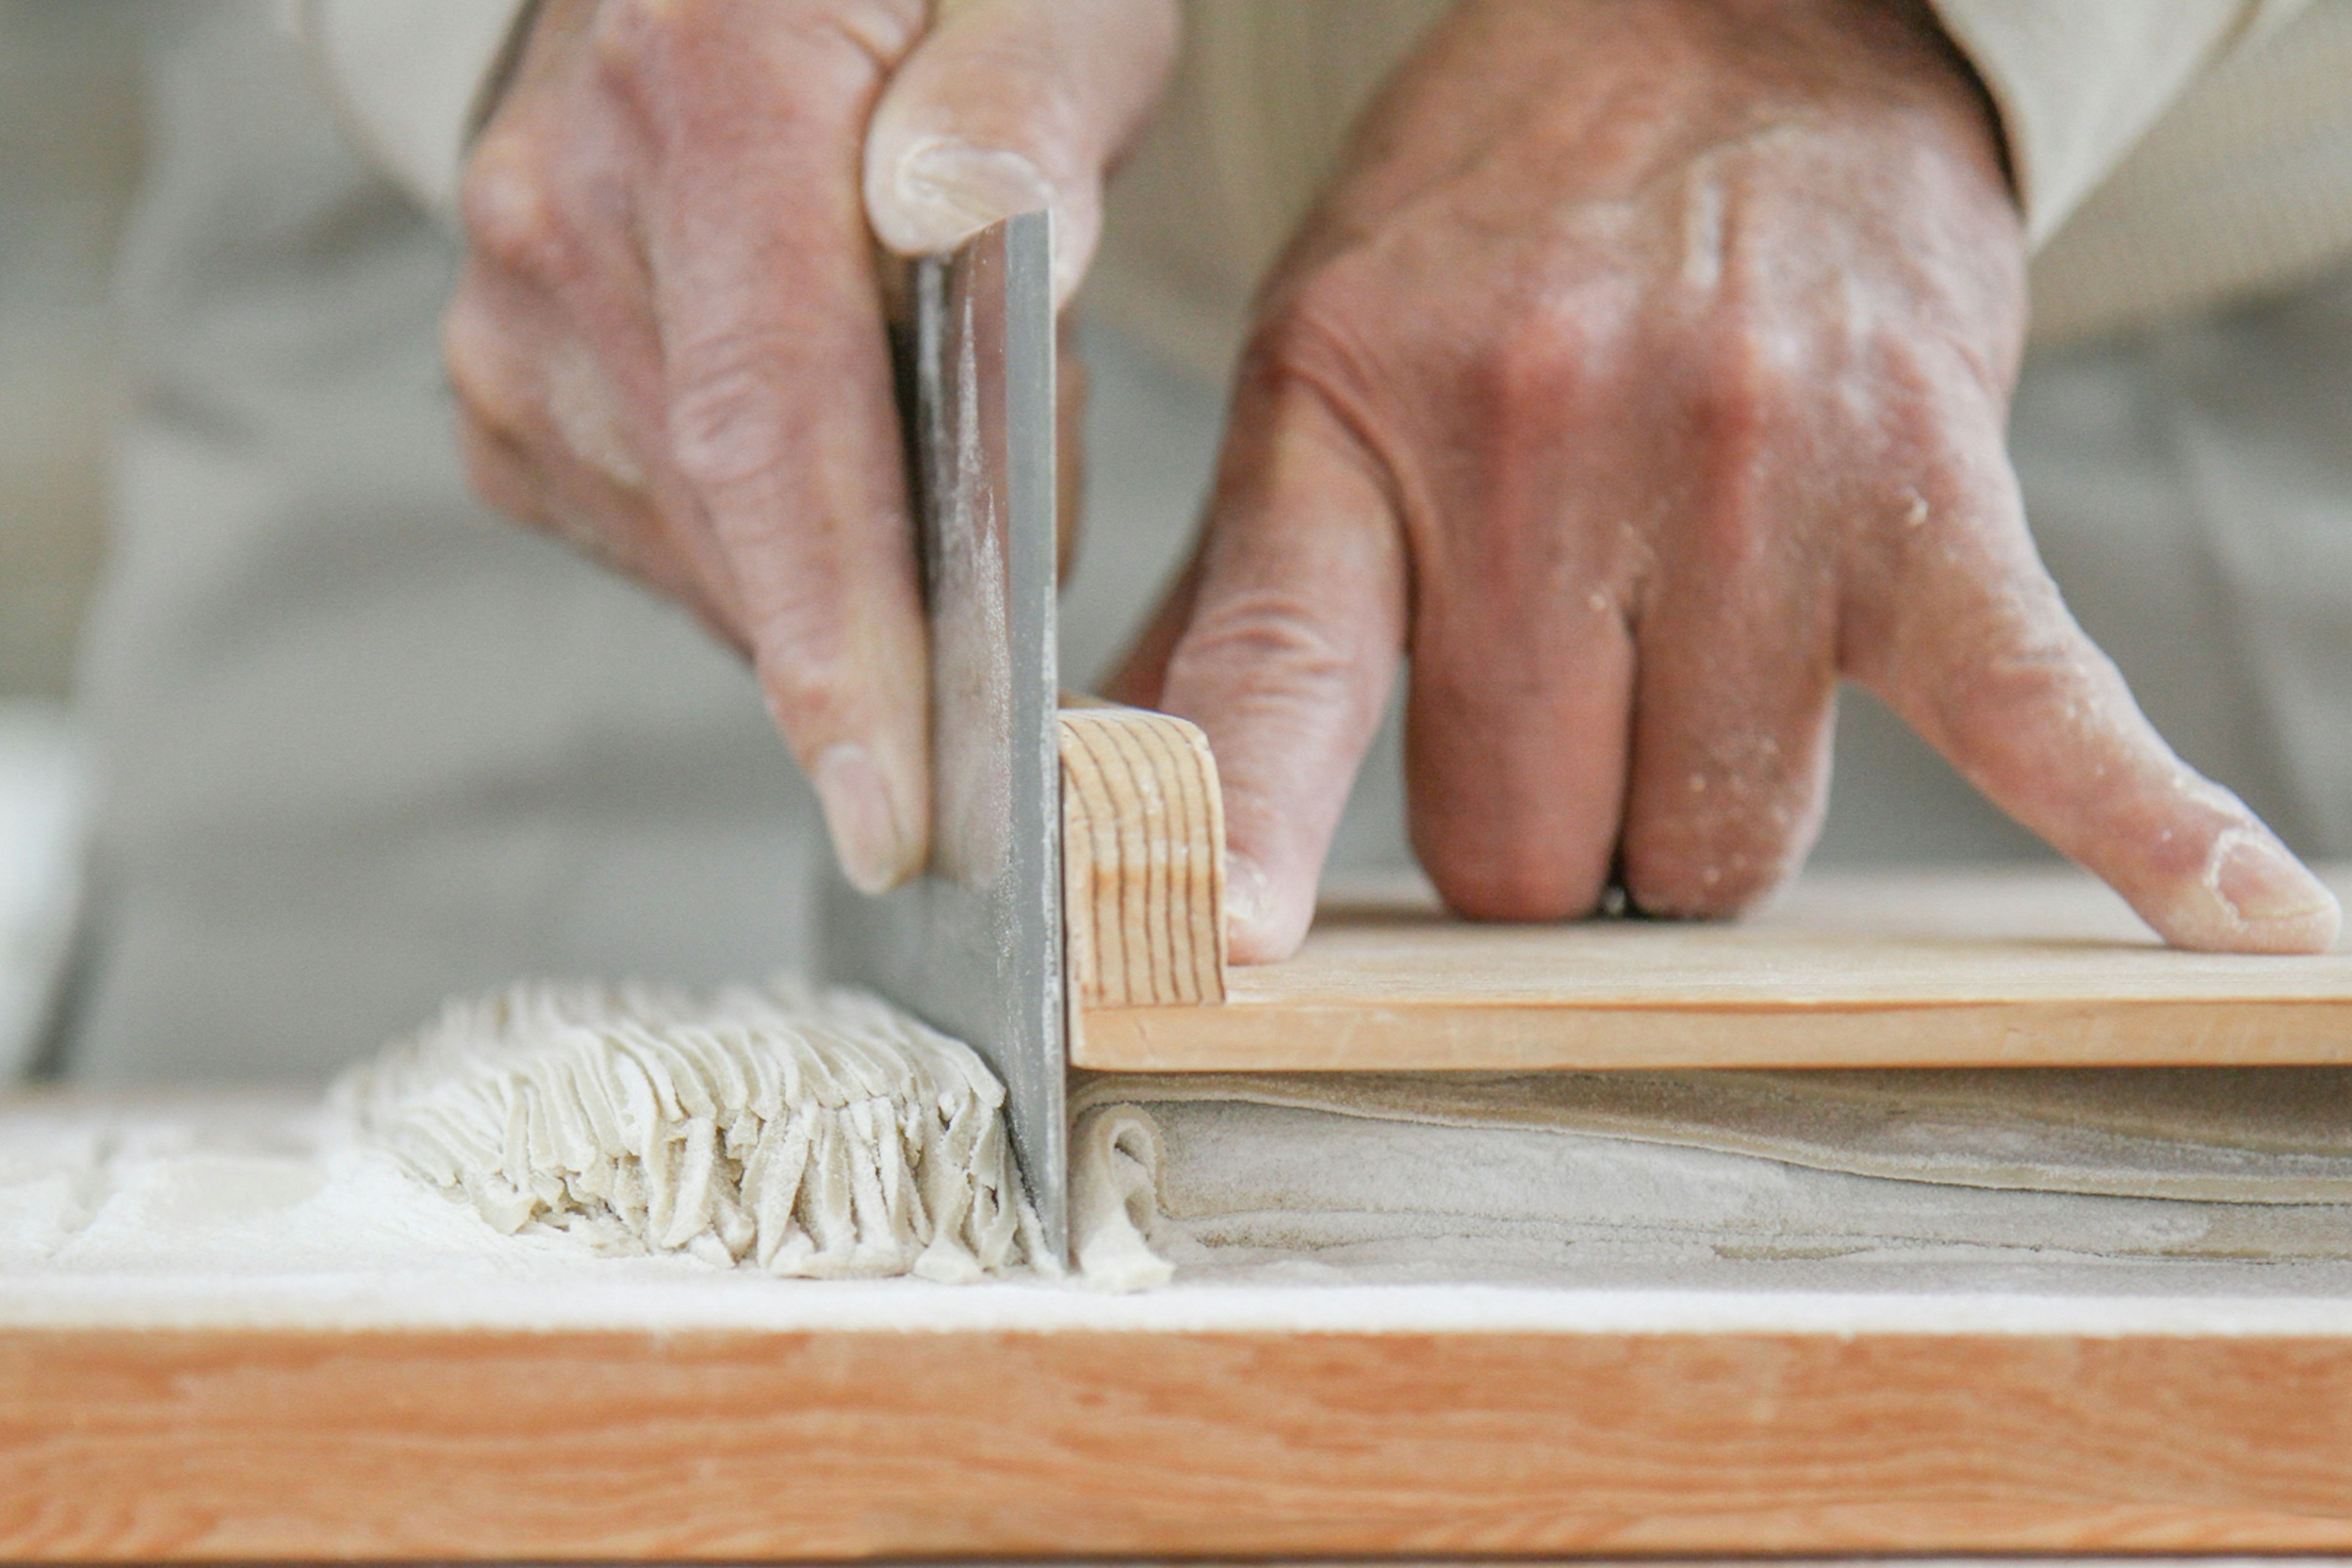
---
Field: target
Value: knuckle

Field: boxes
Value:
[459,132,579,283]
[1248,247,1595,417]
[1477,292,1605,421]
[633,0,918,62]
[742,567,916,733]
[665,341,804,492]
[440,300,527,437]
[790,0,926,72]
[1243,244,1436,404]
[1169,586,1365,714]
[1904,585,2092,741]
[591,2,703,104]
[1943,644,2104,768]
[599,0,919,126]
[753,611,854,729]
[1243,282,1374,403]
[1691,316,1800,450]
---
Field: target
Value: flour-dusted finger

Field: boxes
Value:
[1401,450,1637,924]
[1404,600,1635,924]
[605,1,932,897]
[1618,402,1842,919]
[1148,361,1409,963]
[1864,459,2340,955]
[1104,551,1203,711]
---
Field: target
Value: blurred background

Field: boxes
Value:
[0,0,145,701]
[0,2,150,1076]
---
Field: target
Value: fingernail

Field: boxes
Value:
[1223,855,1268,937]
[889,139,1055,251]
[2215,833,2340,926]
[1221,854,1313,964]
[814,743,919,896]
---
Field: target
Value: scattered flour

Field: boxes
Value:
[336,979,1051,1283]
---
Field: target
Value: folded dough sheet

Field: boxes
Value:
[1069,1068,2352,1289]
[9,1061,2352,1311]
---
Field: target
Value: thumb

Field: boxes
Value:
[864,0,1180,307]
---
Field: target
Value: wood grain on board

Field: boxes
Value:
[9,1325,2352,1561]
[1075,864,2352,1072]
[1058,703,1225,1010]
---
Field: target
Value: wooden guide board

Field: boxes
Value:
[1076,864,2352,1071]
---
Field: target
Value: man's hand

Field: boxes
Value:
[445,0,1175,893]
[1114,0,2341,957]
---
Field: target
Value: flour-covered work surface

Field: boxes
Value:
[12,1028,2352,1333]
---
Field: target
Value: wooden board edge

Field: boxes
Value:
[1074,998,2352,1071]
[7,1324,2352,1559]
[1059,704,1227,1011]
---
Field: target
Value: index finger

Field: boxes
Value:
[1117,352,1409,963]
[622,4,932,895]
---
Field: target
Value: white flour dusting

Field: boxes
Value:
[336,979,1050,1282]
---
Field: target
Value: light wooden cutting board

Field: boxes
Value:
[1065,717,2352,1077]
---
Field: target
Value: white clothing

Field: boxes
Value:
[72,7,824,1080]
[304,1,2352,362]
[1090,0,2352,378]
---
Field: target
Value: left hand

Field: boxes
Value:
[1112,0,2340,959]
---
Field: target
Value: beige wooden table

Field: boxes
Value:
[7,1088,2352,1560]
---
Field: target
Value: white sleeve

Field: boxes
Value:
[1928,0,2309,247]
[295,0,536,227]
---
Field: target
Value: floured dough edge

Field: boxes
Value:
[1071,1068,2352,1206]
[337,979,1060,1283]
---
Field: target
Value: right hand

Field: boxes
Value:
[443,0,1177,892]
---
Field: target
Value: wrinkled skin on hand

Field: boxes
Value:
[1115,0,2341,959]
[445,0,1175,894]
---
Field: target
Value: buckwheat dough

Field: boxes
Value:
[1071,1066,2352,1205]
[1084,1099,2352,1288]
[334,978,2352,1293]
[338,979,1048,1281]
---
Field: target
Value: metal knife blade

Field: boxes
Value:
[822,212,1067,1260]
